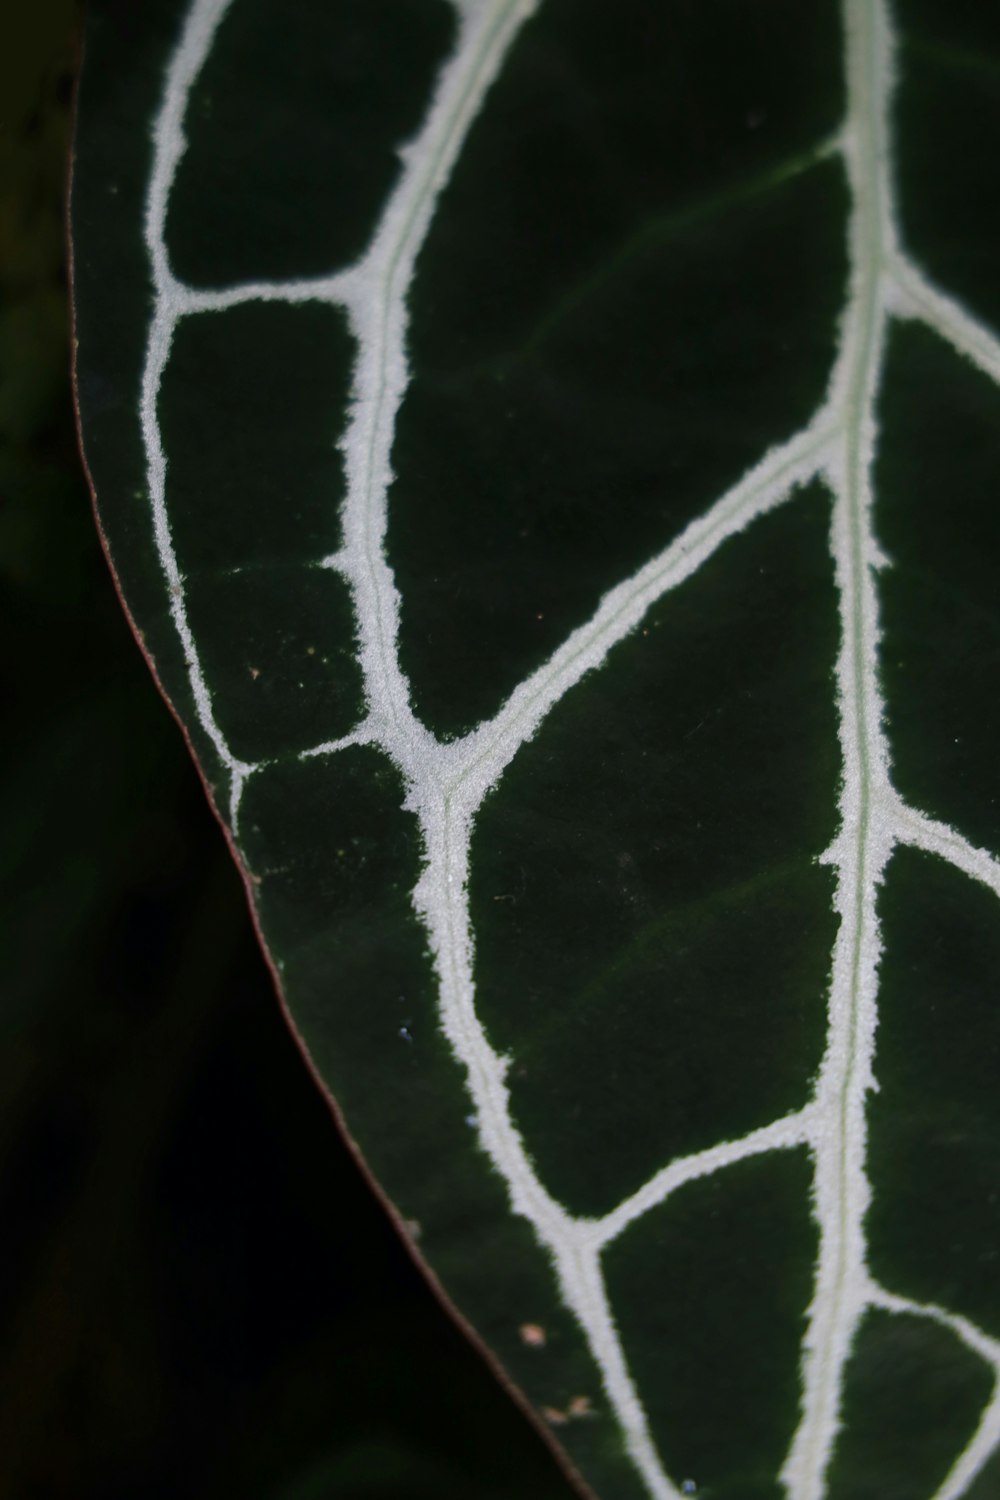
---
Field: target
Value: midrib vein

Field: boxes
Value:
[782,2,893,1493]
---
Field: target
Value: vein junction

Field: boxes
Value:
[139,2,1000,1497]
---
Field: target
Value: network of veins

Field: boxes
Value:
[138,1,1000,1496]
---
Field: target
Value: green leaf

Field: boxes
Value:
[70,1,1000,1497]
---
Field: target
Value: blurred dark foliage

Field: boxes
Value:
[0,9,569,1498]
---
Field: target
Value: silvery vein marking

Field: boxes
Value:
[591,1107,818,1252]
[142,0,680,1490]
[892,803,1000,900]
[778,2,897,1493]
[137,0,1000,1497]
[142,0,538,821]
[888,252,1000,384]
[143,0,249,823]
[781,4,1000,1495]
[452,418,836,802]
[868,1284,1000,1500]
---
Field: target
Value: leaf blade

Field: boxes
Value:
[71,1,1000,1496]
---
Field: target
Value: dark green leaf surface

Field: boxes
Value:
[71,1,1000,1496]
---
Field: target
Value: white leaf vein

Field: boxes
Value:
[137,2,1000,1498]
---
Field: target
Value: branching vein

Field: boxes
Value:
[138,2,1000,1498]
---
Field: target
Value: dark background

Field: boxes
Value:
[0,8,571,1496]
